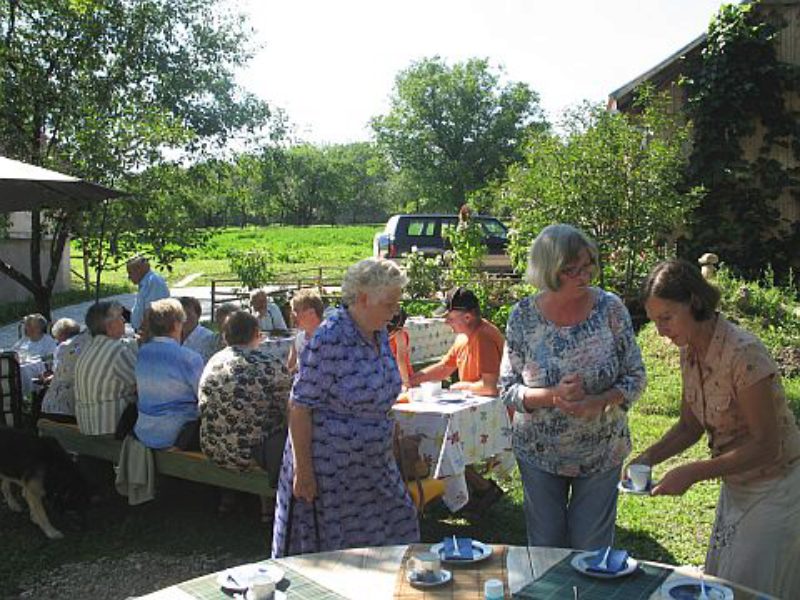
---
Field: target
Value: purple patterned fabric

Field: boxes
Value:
[271,307,419,557]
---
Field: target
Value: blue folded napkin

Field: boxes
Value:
[442,536,474,560]
[585,547,629,573]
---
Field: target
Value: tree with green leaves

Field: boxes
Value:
[372,57,546,212]
[497,91,701,300]
[0,0,272,316]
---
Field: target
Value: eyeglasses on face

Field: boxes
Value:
[560,262,595,278]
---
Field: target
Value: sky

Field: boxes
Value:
[238,0,726,145]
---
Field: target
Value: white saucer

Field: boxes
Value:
[430,540,493,564]
[245,590,287,600]
[660,576,733,599]
[618,478,654,496]
[407,568,453,588]
[570,551,638,579]
[216,563,286,593]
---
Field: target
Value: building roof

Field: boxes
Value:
[607,33,706,111]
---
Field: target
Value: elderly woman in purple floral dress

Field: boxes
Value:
[271,258,419,557]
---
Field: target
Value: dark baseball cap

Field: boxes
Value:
[433,287,480,317]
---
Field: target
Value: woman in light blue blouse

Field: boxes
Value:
[135,298,204,449]
[499,224,646,549]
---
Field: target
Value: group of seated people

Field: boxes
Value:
[15,289,326,499]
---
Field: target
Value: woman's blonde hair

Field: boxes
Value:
[291,288,324,319]
[147,298,186,337]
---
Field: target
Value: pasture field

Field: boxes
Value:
[74,224,379,288]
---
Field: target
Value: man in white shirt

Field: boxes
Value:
[127,256,170,332]
[250,289,287,332]
[179,296,216,362]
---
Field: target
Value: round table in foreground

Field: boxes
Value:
[140,545,776,599]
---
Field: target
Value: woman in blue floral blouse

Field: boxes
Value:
[499,224,646,549]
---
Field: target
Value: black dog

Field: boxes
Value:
[0,427,89,539]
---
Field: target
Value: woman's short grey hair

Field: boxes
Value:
[341,258,407,306]
[52,318,81,341]
[85,301,124,336]
[147,298,186,337]
[23,313,48,335]
[527,224,599,291]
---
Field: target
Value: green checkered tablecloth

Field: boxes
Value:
[177,561,347,599]
[512,553,672,600]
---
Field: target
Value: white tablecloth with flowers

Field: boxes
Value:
[392,393,512,511]
[405,317,455,365]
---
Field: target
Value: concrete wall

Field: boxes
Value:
[0,211,71,304]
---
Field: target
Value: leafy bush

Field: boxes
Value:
[227,249,275,289]
[714,265,800,351]
[404,249,447,299]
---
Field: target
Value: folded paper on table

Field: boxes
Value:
[442,536,474,560]
[585,547,629,574]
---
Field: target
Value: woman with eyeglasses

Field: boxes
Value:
[499,223,646,549]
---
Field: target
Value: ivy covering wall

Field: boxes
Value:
[681,0,800,284]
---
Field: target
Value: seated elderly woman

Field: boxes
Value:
[134,298,204,449]
[199,311,291,517]
[199,310,291,469]
[74,302,138,435]
[250,289,288,332]
[272,258,419,557]
[39,318,89,423]
[286,288,325,373]
[12,313,57,363]
[179,296,215,362]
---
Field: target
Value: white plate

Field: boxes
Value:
[436,392,468,403]
[570,550,639,579]
[618,478,655,496]
[217,563,286,592]
[245,591,287,600]
[660,576,734,600]
[406,568,453,588]
[430,540,493,564]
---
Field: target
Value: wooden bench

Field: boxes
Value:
[38,419,274,497]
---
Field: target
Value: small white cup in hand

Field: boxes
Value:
[628,464,652,491]
[249,575,275,600]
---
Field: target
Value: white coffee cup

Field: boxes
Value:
[421,381,442,400]
[249,575,275,600]
[409,551,441,583]
[628,464,652,491]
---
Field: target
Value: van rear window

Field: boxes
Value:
[405,220,437,237]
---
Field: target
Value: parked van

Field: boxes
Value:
[373,213,512,272]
